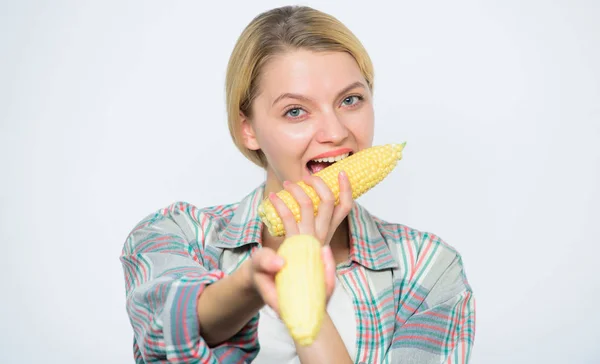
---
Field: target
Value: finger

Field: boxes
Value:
[251,248,284,313]
[282,180,315,234]
[268,191,300,236]
[331,171,354,225]
[322,245,337,303]
[252,247,285,274]
[303,175,335,238]
[253,273,279,313]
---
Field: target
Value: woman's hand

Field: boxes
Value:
[240,241,337,316]
[271,171,354,247]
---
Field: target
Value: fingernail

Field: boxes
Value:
[283,180,290,187]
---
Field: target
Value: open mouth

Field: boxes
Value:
[306,152,352,175]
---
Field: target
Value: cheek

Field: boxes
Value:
[256,123,314,162]
[347,108,375,145]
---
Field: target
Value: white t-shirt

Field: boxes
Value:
[253,276,357,363]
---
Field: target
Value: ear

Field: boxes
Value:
[240,111,260,151]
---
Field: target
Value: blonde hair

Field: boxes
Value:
[225,5,375,168]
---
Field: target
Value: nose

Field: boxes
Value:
[315,112,349,145]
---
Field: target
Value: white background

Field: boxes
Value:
[1,0,599,363]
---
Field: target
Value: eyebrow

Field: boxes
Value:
[271,81,367,107]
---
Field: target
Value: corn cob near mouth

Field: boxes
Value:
[257,142,407,237]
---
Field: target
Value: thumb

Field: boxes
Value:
[252,247,285,274]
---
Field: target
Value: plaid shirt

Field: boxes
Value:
[120,183,476,363]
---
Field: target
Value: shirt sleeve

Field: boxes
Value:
[391,233,476,364]
[119,202,259,363]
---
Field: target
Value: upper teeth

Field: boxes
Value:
[312,152,350,163]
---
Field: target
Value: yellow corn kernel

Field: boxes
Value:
[258,142,407,237]
[275,234,326,346]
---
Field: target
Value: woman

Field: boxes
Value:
[120,5,475,364]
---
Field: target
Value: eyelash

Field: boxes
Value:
[282,94,365,120]
[342,94,364,106]
[283,104,306,119]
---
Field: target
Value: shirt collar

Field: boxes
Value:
[215,183,266,249]
[215,183,398,271]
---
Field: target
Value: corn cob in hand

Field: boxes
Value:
[258,142,407,237]
[275,234,326,346]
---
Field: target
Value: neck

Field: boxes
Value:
[260,169,351,254]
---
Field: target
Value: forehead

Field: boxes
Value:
[257,49,366,100]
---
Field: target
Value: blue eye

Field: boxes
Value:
[342,95,361,106]
[285,108,306,118]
